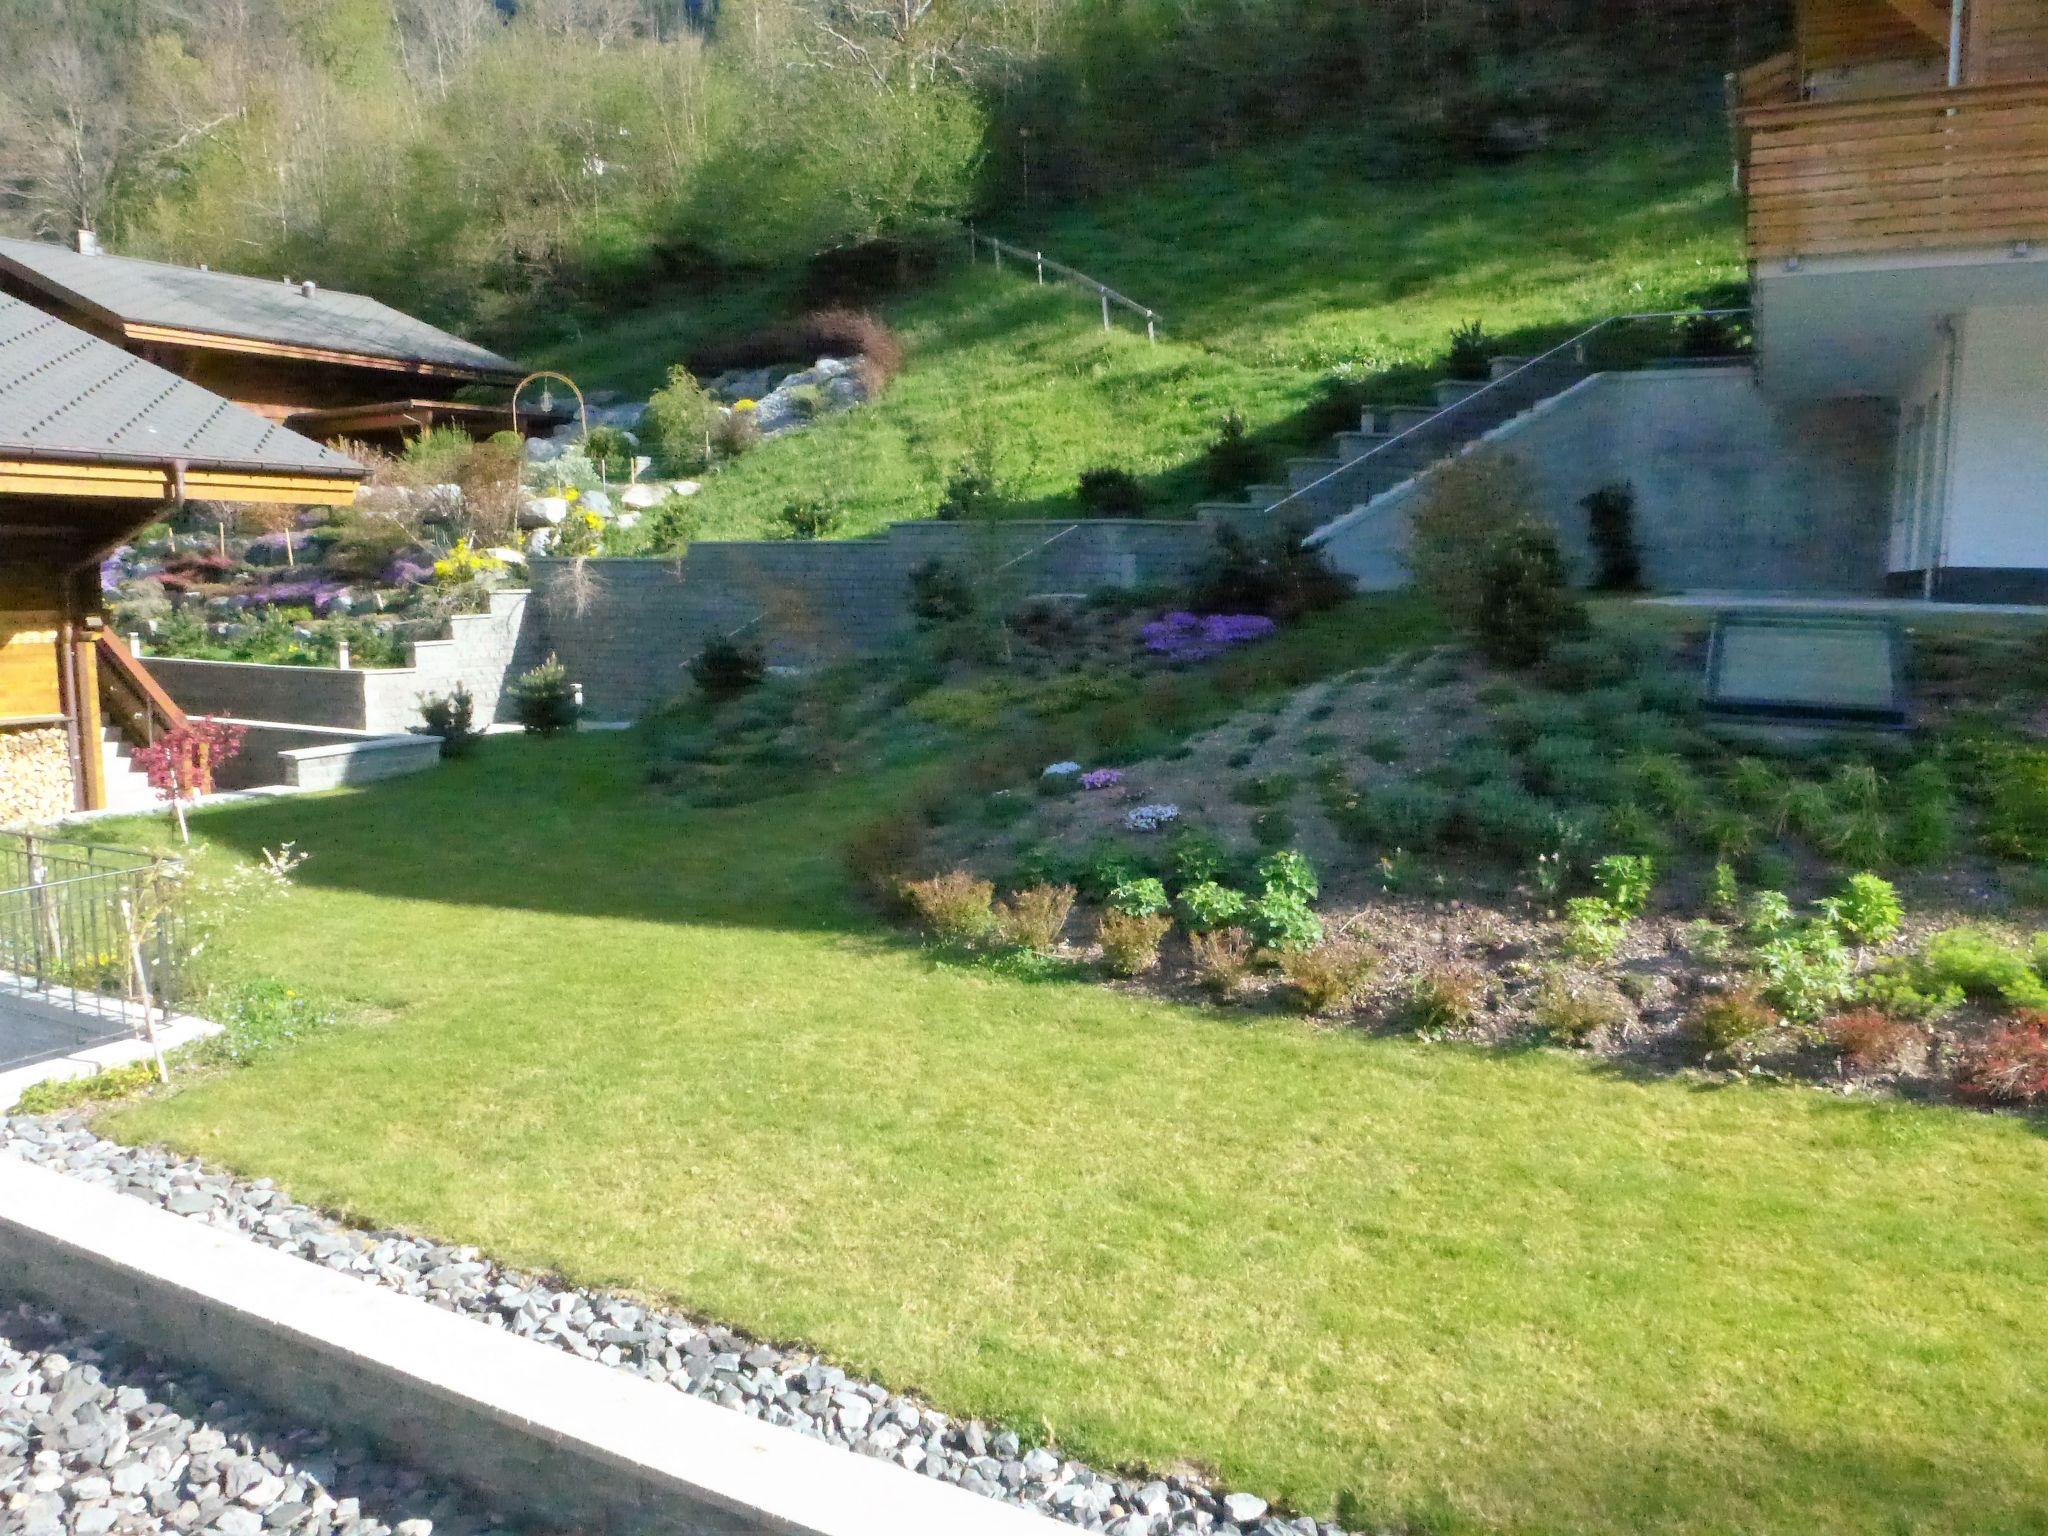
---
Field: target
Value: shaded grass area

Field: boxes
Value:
[529,130,1742,542]
[104,733,2048,1536]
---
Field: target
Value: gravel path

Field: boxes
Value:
[1,1116,1336,1536]
[0,1302,513,1536]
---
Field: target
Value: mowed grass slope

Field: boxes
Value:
[110,738,2048,1536]
[533,130,1742,540]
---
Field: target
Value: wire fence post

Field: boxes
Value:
[1146,314,1157,345]
[1035,252,1045,284]
[1100,288,1111,332]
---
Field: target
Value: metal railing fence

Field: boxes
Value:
[0,832,183,1037]
[965,227,1163,342]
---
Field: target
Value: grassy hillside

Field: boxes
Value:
[530,126,1743,543]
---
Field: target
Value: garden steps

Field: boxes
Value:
[98,729,157,815]
[1188,353,1592,549]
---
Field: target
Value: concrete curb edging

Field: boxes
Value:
[0,1157,1066,1536]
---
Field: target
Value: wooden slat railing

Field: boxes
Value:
[96,630,186,749]
[1740,77,2048,259]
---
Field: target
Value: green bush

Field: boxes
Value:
[16,1060,159,1114]
[1752,923,1856,1026]
[1256,849,1319,902]
[1445,320,1493,382]
[1987,748,2048,859]
[641,366,719,472]
[1581,482,1643,592]
[1247,889,1323,952]
[1828,873,1904,947]
[1077,467,1148,517]
[418,685,478,758]
[1178,881,1250,933]
[507,654,582,736]
[1591,854,1655,918]
[1168,828,1230,887]
[1108,877,1171,918]
[907,558,977,626]
[774,500,843,540]
[689,638,769,704]
[1471,523,1585,668]
[584,426,635,480]
[1078,843,1147,901]
[1202,412,1270,494]
[1563,896,1628,961]
[1909,927,2048,1010]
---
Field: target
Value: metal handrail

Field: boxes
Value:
[965,227,1162,342]
[1289,308,1753,543]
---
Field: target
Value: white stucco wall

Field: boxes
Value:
[1943,307,2048,572]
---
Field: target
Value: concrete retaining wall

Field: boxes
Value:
[0,1155,1063,1536]
[1314,368,1896,595]
[223,722,441,791]
[146,590,530,735]
[524,520,1213,721]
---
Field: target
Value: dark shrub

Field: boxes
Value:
[689,638,768,703]
[1077,467,1148,517]
[907,558,977,625]
[844,812,930,906]
[1472,523,1587,667]
[1446,320,1493,382]
[936,462,998,521]
[1680,310,1740,357]
[1190,522,1350,621]
[1581,481,1642,592]
[806,307,906,396]
[418,685,477,757]
[507,654,581,736]
[324,514,415,581]
[583,426,635,480]
[774,500,842,540]
[1202,412,1271,494]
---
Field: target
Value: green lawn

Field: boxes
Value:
[527,129,1743,541]
[108,735,2048,1536]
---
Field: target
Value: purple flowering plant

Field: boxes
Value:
[1140,611,1278,662]
[1080,768,1124,791]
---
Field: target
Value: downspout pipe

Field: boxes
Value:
[1929,316,1964,601]
[1949,0,1966,87]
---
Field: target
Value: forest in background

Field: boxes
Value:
[0,0,1783,332]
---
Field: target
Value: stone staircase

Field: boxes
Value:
[1192,352,1590,538]
[98,729,158,814]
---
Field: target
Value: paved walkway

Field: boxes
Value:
[0,988,217,1108]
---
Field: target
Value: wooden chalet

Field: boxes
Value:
[1732,0,2048,600]
[0,293,362,819]
[0,234,559,452]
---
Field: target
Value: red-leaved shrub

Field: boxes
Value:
[1824,1009,1924,1073]
[1958,1011,2048,1106]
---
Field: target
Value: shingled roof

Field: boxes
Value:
[0,236,520,380]
[0,293,362,478]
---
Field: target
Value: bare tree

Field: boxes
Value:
[0,40,130,236]
[395,0,503,96]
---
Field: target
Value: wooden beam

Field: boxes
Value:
[1877,0,1957,47]
[0,458,360,506]
[122,322,518,384]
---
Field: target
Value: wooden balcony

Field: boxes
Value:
[1738,75,2048,260]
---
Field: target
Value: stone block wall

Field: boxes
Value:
[524,520,1215,720]
[0,727,73,825]
[145,589,531,736]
